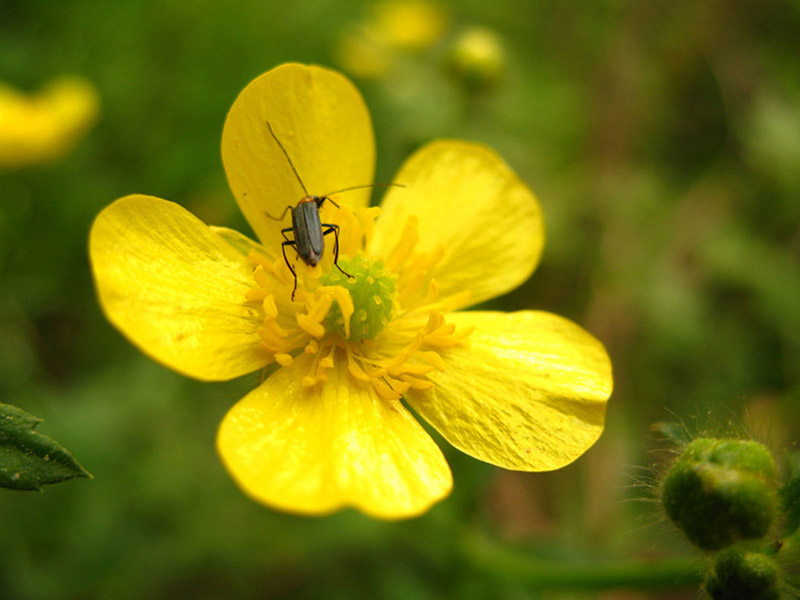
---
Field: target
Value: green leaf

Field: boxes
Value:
[0,403,91,490]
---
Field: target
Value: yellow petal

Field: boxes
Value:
[90,195,269,381]
[217,354,452,519]
[406,311,612,471]
[370,141,544,305]
[221,63,375,254]
[209,225,266,257]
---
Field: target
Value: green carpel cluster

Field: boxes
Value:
[321,254,395,340]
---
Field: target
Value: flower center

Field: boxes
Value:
[245,205,473,401]
[319,255,395,340]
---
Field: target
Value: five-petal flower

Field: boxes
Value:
[89,63,612,519]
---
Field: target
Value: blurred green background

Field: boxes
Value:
[1,1,799,598]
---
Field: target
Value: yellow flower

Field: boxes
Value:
[89,64,612,519]
[336,0,448,79]
[0,76,99,169]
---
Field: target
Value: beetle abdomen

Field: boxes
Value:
[292,199,324,266]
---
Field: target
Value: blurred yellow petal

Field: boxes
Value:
[0,76,99,169]
[370,140,544,305]
[221,63,375,254]
[90,195,269,381]
[217,355,452,519]
[406,311,612,471]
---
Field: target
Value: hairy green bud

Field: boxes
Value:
[662,438,777,551]
[705,549,780,600]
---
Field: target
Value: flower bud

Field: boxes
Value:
[447,27,505,90]
[661,438,777,551]
[705,549,780,600]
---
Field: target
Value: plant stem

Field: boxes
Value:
[460,530,705,591]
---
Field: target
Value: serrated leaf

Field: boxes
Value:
[779,476,800,538]
[0,403,91,490]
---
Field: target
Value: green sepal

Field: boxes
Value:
[0,403,91,490]
[779,476,800,538]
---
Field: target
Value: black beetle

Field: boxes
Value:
[265,122,401,300]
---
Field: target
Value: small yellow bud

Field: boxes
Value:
[447,27,505,90]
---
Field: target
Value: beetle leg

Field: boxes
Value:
[321,224,353,279]
[281,239,299,300]
[280,227,293,242]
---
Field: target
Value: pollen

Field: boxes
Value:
[244,206,473,402]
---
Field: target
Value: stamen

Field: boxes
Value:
[296,314,326,338]
[244,204,472,402]
[275,353,293,366]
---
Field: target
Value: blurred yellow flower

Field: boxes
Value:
[371,0,448,49]
[0,76,99,169]
[336,0,448,79]
[89,63,612,519]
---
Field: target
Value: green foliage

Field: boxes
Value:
[779,476,800,539]
[0,403,90,490]
[1,0,800,598]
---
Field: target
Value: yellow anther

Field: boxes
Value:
[304,339,319,354]
[345,346,371,381]
[247,249,271,269]
[347,359,371,381]
[422,279,440,304]
[402,374,434,390]
[307,294,333,322]
[318,285,354,339]
[296,314,325,338]
[253,265,271,288]
[385,377,410,395]
[301,375,317,387]
[398,362,435,375]
[374,379,401,400]
[425,311,445,333]
[275,353,293,366]
[264,318,289,338]
[416,350,446,370]
[256,327,284,353]
[368,366,388,379]
[262,294,279,318]
[245,288,267,302]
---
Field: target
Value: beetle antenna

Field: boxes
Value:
[324,182,405,197]
[265,204,293,221]
[266,122,308,196]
